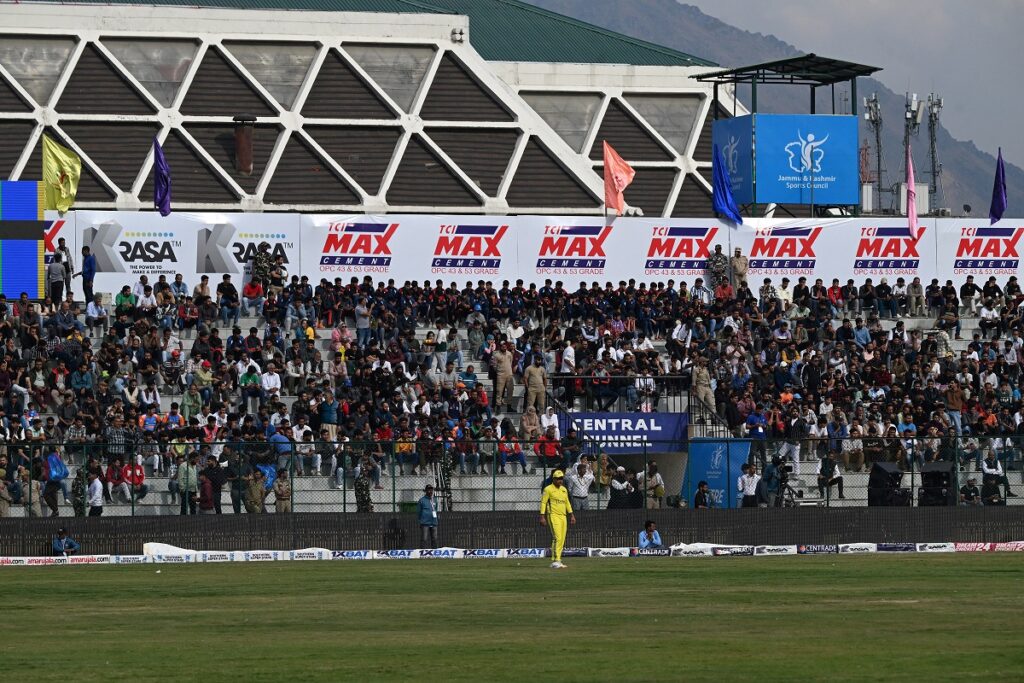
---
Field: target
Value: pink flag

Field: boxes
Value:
[603,141,635,216]
[906,143,920,239]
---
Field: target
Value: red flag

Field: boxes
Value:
[603,141,635,216]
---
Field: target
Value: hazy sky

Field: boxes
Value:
[685,0,1023,162]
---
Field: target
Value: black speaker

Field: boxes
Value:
[918,461,956,506]
[868,461,905,506]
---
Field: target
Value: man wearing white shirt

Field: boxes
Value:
[565,461,594,510]
[560,340,576,374]
[87,471,104,516]
[85,295,108,333]
[737,463,760,507]
[777,278,794,312]
[261,364,282,403]
[132,275,150,300]
[506,319,525,347]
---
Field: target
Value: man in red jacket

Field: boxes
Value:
[121,461,149,501]
[533,426,561,470]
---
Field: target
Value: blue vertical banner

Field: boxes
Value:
[753,114,859,205]
[684,439,749,508]
[711,116,754,204]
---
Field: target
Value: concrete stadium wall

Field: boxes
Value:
[3,508,1024,556]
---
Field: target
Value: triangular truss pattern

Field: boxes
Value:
[624,93,703,157]
[344,43,435,113]
[0,35,76,106]
[427,127,520,196]
[186,123,280,196]
[307,125,402,196]
[521,92,602,154]
[301,49,396,120]
[141,130,239,204]
[615,166,678,218]
[0,121,36,179]
[507,137,598,209]
[59,122,159,190]
[57,43,156,115]
[263,134,360,206]
[23,128,115,201]
[180,46,276,117]
[589,99,673,161]
[223,41,316,111]
[693,104,731,162]
[102,37,199,108]
[387,134,481,207]
[420,53,513,122]
[0,72,32,113]
[674,173,713,216]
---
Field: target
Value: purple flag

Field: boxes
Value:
[990,147,1007,224]
[153,136,172,217]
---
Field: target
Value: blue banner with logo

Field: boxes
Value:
[753,114,859,205]
[683,439,749,508]
[711,116,754,205]
[561,413,687,454]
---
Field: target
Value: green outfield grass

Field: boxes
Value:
[3,555,1023,681]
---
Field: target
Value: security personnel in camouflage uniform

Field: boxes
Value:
[251,242,274,285]
[438,440,454,511]
[354,469,373,513]
[706,244,728,288]
[71,469,87,517]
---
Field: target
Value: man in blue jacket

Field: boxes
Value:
[79,246,96,305]
[52,528,80,556]
[638,520,663,549]
[417,484,438,549]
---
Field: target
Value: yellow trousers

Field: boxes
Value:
[548,514,567,561]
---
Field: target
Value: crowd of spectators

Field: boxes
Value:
[1,239,1022,514]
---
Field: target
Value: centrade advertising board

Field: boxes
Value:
[75,212,300,295]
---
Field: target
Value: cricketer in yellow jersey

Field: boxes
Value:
[539,469,576,569]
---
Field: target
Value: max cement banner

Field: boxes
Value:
[63,213,1023,298]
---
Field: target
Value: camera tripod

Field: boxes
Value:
[774,475,799,507]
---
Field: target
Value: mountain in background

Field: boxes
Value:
[526,0,1020,217]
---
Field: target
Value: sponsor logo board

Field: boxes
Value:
[711,546,754,557]
[797,544,838,555]
[754,545,797,556]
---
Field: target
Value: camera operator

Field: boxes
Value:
[761,455,782,507]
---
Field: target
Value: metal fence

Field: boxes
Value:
[2,433,1020,518]
[5,507,1024,556]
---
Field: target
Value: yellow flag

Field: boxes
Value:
[42,134,81,213]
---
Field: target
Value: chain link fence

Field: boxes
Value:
[2,434,1021,517]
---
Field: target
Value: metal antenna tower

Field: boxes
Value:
[863,93,884,209]
[926,93,944,207]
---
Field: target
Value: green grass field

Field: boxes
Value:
[3,555,1023,681]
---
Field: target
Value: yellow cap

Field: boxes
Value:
[553,470,565,478]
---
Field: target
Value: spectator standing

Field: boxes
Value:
[737,463,760,508]
[87,471,103,516]
[564,461,594,511]
[177,454,199,515]
[417,484,438,548]
[693,480,711,509]
[198,472,216,514]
